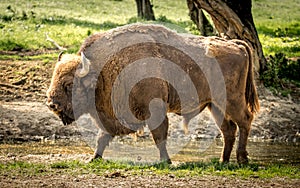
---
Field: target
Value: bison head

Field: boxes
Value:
[46,52,97,125]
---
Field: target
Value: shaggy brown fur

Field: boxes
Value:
[47,23,259,164]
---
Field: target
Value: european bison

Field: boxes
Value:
[46,24,259,164]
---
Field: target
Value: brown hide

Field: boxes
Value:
[47,24,259,163]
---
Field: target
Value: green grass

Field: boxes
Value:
[0,0,132,52]
[0,53,57,62]
[0,0,299,57]
[0,0,193,53]
[252,0,300,57]
[0,159,299,179]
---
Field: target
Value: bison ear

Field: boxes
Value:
[76,52,91,78]
[57,51,64,61]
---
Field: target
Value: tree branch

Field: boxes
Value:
[45,33,67,51]
[192,0,267,73]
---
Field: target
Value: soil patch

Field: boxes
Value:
[1,174,299,188]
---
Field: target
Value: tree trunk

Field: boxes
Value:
[186,0,214,36]
[189,0,266,73]
[135,0,155,21]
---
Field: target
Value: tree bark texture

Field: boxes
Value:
[135,0,155,21]
[187,0,214,36]
[190,0,266,73]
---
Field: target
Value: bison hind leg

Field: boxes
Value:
[235,109,254,164]
[208,104,237,163]
[219,119,237,163]
[226,101,254,164]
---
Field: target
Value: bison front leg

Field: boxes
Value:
[149,117,171,164]
[92,131,114,161]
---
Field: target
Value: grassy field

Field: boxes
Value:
[252,0,300,57]
[0,141,298,179]
[0,0,299,57]
[0,158,299,179]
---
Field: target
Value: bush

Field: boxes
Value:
[260,53,300,91]
[0,5,35,22]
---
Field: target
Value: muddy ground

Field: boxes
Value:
[0,55,300,187]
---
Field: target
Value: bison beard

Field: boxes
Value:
[59,111,75,125]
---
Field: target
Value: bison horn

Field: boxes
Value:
[57,51,64,61]
[76,52,91,77]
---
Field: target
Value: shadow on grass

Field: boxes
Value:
[156,159,259,172]
[87,158,260,172]
[40,15,197,34]
[0,39,26,51]
[3,158,299,178]
[257,23,300,37]
[85,158,299,178]
[40,16,122,30]
[266,45,300,54]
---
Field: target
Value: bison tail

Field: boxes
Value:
[233,40,260,113]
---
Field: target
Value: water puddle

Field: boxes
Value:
[0,138,299,165]
[103,138,300,165]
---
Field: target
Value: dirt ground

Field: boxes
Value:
[0,53,300,187]
[1,173,300,188]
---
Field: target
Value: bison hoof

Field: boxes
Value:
[237,151,249,164]
[237,157,249,164]
[238,158,249,164]
[89,153,103,163]
[220,159,230,163]
[161,159,172,164]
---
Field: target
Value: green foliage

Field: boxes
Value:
[258,23,300,38]
[260,53,300,94]
[0,5,35,22]
[0,39,26,51]
[0,53,57,61]
[1,159,299,179]
[50,160,84,170]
